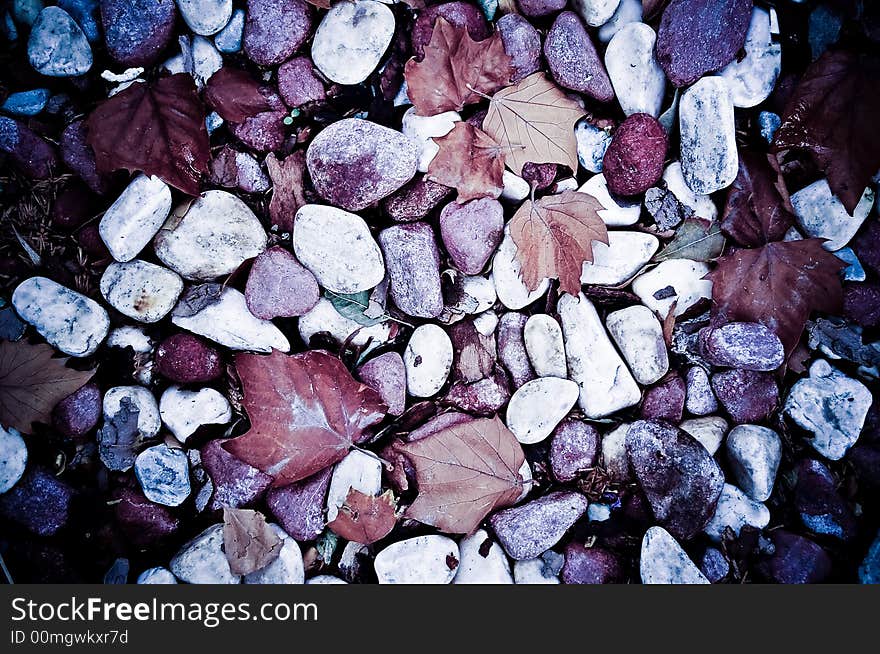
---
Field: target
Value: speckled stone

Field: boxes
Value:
[100,0,177,67]
[52,382,101,439]
[200,439,272,512]
[243,0,312,66]
[490,491,589,560]
[544,11,614,102]
[497,13,541,82]
[602,113,667,196]
[379,222,444,319]
[712,369,779,424]
[439,198,504,275]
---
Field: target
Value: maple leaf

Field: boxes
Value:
[404,17,512,116]
[426,123,505,202]
[773,49,880,214]
[223,350,386,486]
[222,507,283,576]
[328,488,397,544]
[721,151,795,247]
[482,73,586,175]
[508,190,609,296]
[266,151,307,232]
[86,73,210,196]
[0,340,95,434]
[398,416,525,534]
[204,67,274,124]
[707,239,845,353]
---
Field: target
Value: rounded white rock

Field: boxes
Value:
[99,174,172,263]
[311,1,395,85]
[580,231,659,286]
[492,231,550,310]
[159,386,232,443]
[177,0,233,36]
[577,174,641,226]
[100,260,183,323]
[605,304,669,385]
[374,535,460,584]
[524,314,567,378]
[640,526,709,584]
[506,377,580,445]
[298,298,391,354]
[404,324,453,397]
[726,424,782,502]
[401,108,460,173]
[573,0,621,27]
[718,7,781,108]
[631,259,712,318]
[679,76,738,195]
[453,529,514,584]
[605,22,665,117]
[0,425,27,494]
[243,525,305,584]
[103,385,161,440]
[170,524,240,584]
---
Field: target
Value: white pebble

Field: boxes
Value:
[404,324,453,397]
[506,377,580,445]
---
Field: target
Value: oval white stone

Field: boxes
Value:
[374,535,460,584]
[99,174,172,262]
[492,231,550,310]
[311,1,395,85]
[605,304,669,385]
[159,386,232,443]
[404,324,453,398]
[524,314,567,378]
[580,231,659,286]
[177,0,233,36]
[605,22,665,117]
[718,7,781,108]
[679,77,738,195]
[100,260,183,323]
[506,377,579,444]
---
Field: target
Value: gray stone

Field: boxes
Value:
[497,312,535,387]
[99,174,172,262]
[679,76,738,195]
[374,535,460,584]
[726,424,781,502]
[605,22,665,117]
[358,352,406,416]
[311,1,395,85]
[100,260,183,323]
[700,322,785,371]
[170,524,240,584]
[718,7,781,108]
[135,444,191,507]
[790,179,874,252]
[605,304,668,385]
[243,0,312,66]
[177,0,232,36]
[640,526,709,584]
[490,490,588,560]
[703,483,770,542]
[524,314,567,378]
[0,426,27,494]
[497,13,541,82]
[439,198,504,275]
[404,324,453,398]
[662,161,718,221]
[159,386,231,443]
[506,377,579,444]
[601,423,631,481]
[544,11,614,101]
[575,120,612,174]
[27,7,92,76]
[379,222,443,318]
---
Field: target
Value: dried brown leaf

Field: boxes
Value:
[266,151,307,232]
[721,151,795,247]
[426,123,505,202]
[204,67,274,124]
[222,507,283,576]
[328,488,397,544]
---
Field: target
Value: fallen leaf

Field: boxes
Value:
[325,291,385,327]
[773,49,880,214]
[721,151,795,247]
[398,416,525,534]
[222,507,283,576]
[266,151,307,232]
[328,488,397,544]
[655,218,725,262]
[707,239,846,353]
[0,340,95,434]
[426,123,505,202]
[482,73,586,175]
[404,18,512,115]
[223,350,387,486]
[204,67,275,124]
[508,190,609,296]
[86,73,210,196]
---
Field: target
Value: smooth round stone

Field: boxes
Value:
[27,7,92,76]
[159,386,231,443]
[439,198,504,275]
[544,11,614,102]
[298,298,391,352]
[170,524,240,584]
[0,426,27,494]
[101,0,177,67]
[177,0,232,36]
[684,367,718,416]
[103,385,161,440]
[523,314,566,378]
[379,222,444,319]
[572,0,621,26]
[575,120,612,173]
[561,544,625,584]
[500,171,530,202]
[498,312,535,387]
[453,529,514,584]
[99,260,183,323]
[267,468,331,540]
[134,444,191,507]
[631,258,712,318]
[214,7,243,52]
[243,0,312,66]
[598,0,641,42]
[790,179,874,252]
[375,535,460,584]
[154,190,267,280]
[517,0,566,18]
[53,382,101,439]
[489,491,589,560]
[292,205,384,295]
[358,352,406,416]
[99,174,172,262]
[137,567,178,584]
[326,449,382,522]
[155,334,222,384]
[114,486,180,546]
[244,246,319,320]
[605,22,665,117]
[12,276,109,357]
[497,13,541,82]
[718,7,781,108]
[699,547,730,583]
[795,460,856,540]
[242,524,305,584]
[549,419,599,482]
[506,377,579,445]
[603,113,666,196]
[580,231,659,285]
[577,174,641,225]
[700,322,785,371]
[402,108,459,173]
[312,1,394,85]
[229,109,286,152]
[404,324,453,398]
[662,161,718,221]
[726,424,781,502]
[704,483,770,542]
[711,369,779,425]
[514,557,561,584]
[0,467,73,536]
[307,118,419,212]
[641,373,686,423]
[277,56,325,108]
[492,231,550,310]
[410,2,490,58]
[605,305,668,385]
[640,526,709,584]
[758,530,831,584]
[1,88,51,117]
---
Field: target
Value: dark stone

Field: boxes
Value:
[0,116,58,179]
[243,0,313,66]
[266,467,332,541]
[561,543,625,584]
[155,333,223,384]
[544,11,614,102]
[699,322,785,371]
[52,382,101,439]
[490,491,589,560]
[603,113,667,196]
[113,486,179,546]
[794,459,857,541]
[60,119,111,194]
[549,419,599,482]
[843,282,880,328]
[640,373,686,423]
[278,56,326,108]
[699,547,730,583]
[100,0,177,67]
[757,530,832,584]
[711,369,779,424]
[0,467,73,536]
[516,0,567,18]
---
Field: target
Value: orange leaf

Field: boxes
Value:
[328,489,397,544]
[426,123,505,202]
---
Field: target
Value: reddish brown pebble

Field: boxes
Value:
[155,333,223,384]
[245,246,320,319]
[53,382,101,439]
[603,113,667,196]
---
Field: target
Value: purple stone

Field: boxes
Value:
[209,146,269,194]
[378,222,444,319]
[851,220,880,277]
[100,0,177,67]
[522,162,557,191]
[489,490,589,560]
[711,369,779,424]
[244,0,313,66]
[201,440,273,511]
[113,487,179,546]
[358,352,406,416]
[699,322,785,371]
[245,246,320,320]
[843,282,880,328]
[549,419,599,482]
[794,459,857,541]
[382,177,453,222]
[699,547,730,583]
[561,544,625,584]
[641,373,686,423]
[497,312,535,388]
[231,111,287,152]
[0,467,73,536]
[497,13,541,83]
[407,411,473,442]
[517,0,567,18]
[52,382,101,440]
[266,467,332,541]
[0,117,58,179]
[757,530,832,584]
[278,56,326,108]
[439,198,504,275]
[61,120,111,194]
[544,12,614,102]
[411,2,490,59]
[685,366,718,416]
[444,369,511,416]
[603,113,667,196]
[626,420,725,540]
[155,333,223,384]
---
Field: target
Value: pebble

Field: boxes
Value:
[52,382,101,439]
[99,260,182,323]
[639,526,709,584]
[243,0,312,66]
[704,483,770,542]
[699,322,785,371]
[133,444,190,507]
[490,491,588,560]
[453,530,514,584]
[679,76,739,195]
[293,205,385,295]
[517,0,566,17]
[155,334,222,384]
[159,387,231,443]
[662,162,718,221]
[241,524,305,584]
[497,312,535,387]
[114,487,179,546]
[524,314,567,378]
[307,575,347,584]
[794,459,856,540]
[724,424,782,503]
[200,439,272,511]
[0,467,73,536]
[836,247,866,282]
[379,222,444,318]
[307,118,419,212]
[188,36,223,88]
[758,111,781,144]
[598,0,641,42]
[626,420,725,540]
[214,7,244,52]
[680,417,727,456]
[326,450,383,522]
[0,426,27,494]
[641,373,687,423]
[790,179,874,252]
[99,385,160,471]
[684,366,718,416]
[859,532,880,584]
[561,544,625,584]
[404,324,453,397]
[577,174,641,225]
[718,7,781,108]
[12,277,109,357]
[137,567,177,584]
[439,198,503,276]
[492,231,550,310]
[277,57,325,108]
[712,369,779,424]
[785,359,871,460]
[154,190,267,280]
[500,170,531,202]
[544,11,614,102]
[267,468,331,540]
[171,285,290,353]
[101,0,177,67]
[374,535,460,584]
[1,88,51,116]
[442,274,497,322]
[699,547,729,583]
[513,557,561,584]
[312,0,394,86]
[210,147,270,194]
[605,305,668,385]
[177,0,231,36]
[605,23,665,117]
[0,116,58,179]
[575,121,612,174]
[573,0,621,26]
[632,259,712,318]
[580,231,659,286]
[298,298,391,352]
[497,13,541,82]
[410,2,490,59]
[244,247,319,320]
[506,377,579,445]
[757,530,831,584]
[358,352,406,416]
[170,524,240,584]
[99,174,172,262]
[27,6,92,76]
[600,423,631,481]
[558,293,640,418]
[549,419,599,482]
[382,177,453,222]
[229,109,286,153]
